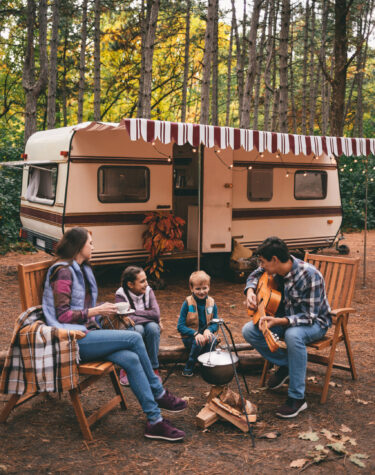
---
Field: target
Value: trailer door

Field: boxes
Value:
[202,147,233,253]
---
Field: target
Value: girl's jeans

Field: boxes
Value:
[127,322,160,369]
[78,329,163,423]
[242,321,327,399]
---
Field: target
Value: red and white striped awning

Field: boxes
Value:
[121,118,375,157]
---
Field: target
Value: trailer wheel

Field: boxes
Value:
[337,244,350,255]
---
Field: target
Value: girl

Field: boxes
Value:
[42,227,186,442]
[115,266,162,386]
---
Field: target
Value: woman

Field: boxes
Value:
[42,227,186,442]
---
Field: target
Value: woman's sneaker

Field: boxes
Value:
[156,389,187,412]
[144,419,185,442]
[119,369,129,386]
[154,369,162,383]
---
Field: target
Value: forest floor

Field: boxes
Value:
[0,231,374,474]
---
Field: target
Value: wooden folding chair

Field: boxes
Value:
[260,253,359,403]
[0,260,127,440]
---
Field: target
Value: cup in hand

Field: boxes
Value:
[115,302,131,315]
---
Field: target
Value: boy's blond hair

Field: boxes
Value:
[189,270,211,288]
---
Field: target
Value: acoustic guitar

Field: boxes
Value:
[247,272,285,353]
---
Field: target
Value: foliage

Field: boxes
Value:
[338,155,375,231]
[142,212,185,279]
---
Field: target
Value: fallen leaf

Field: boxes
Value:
[327,442,347,454]
[328,381,342,387]
[349,455,367,468]
[307,376,318,383]
[182,396,194,402]
[351,453,369,459]
[321,428,340,442]
[299,431,319,441]
[288,423,299,428]
[340,424,352,433]
[356,398,370,405]
[290,459,308,469]
[315,445,329,454]
[259,431,281,439]
[230,304,236,308]
[344,390,351,395]
[0,465,8,472]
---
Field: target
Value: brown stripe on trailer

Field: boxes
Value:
[233,161,337,170]
[232,207,342,220]
[70,156,171,165]
[20,206,63,225]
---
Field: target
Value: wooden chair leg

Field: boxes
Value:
[341,320,357,380]
[260,360,271,387]
[320,324,342,404]
[69,388,93,441]
[0,394,21,423]
[109,369,127,410]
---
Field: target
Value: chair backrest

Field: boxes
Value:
[304,253,359,309]
[18,260,54,311]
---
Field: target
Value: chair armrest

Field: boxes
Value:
[330,308,355,318]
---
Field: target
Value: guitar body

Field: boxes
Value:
[248,272,282,325]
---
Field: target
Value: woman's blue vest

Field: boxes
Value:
[42,260,98,331]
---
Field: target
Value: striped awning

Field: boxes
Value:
[121,118,375,157]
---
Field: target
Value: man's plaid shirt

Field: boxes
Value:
[245,256,331,328]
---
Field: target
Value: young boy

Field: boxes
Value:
[177,270,219,376]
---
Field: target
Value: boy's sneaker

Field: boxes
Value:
[276,397,307,418]
[119,369,129,386]
[182,368,194,377]
[144,419,185,442]
[267,366,289,390]
[156,389,187,413]
[154,369,162,383]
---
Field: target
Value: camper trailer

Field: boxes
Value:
[18,119,344,265]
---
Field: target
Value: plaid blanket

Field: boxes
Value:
[0,306,82,395]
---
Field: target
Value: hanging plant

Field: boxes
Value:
[142,212,186,285]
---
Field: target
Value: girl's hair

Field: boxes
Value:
[121,266,144,290]
[189,270,211,288]
[55,227,89,261]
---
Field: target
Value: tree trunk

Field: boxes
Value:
[46,0,60,130]
[23,0,48,144]
[200,0,216,125]
[140,0,160,119]
[225,7,234,126]
[210,0,219,125]
[263,0,278,131]
[77,0,88,123]
[181,0,191,123]
[93,0,101,121]
[320,0,329,135]
[61,22,68,126]
[289,22,297,133]
[230,0,243,123]
[253,0,268,130]
[308,0,318,134]
[301,0,310,135]
[278,0,290,133]
[240,0,262,129]
[137,0,146,118]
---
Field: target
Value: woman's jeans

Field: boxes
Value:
[182,335,218,371]
[127,322,160,369]
[78,329,164,423]
[242,321,327,399]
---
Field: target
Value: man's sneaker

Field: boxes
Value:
[144,419,185,442]
[182,368,194,377]
[267,366,289,390]
[119,369,129,386]
[276,397,307,418]
[154,369,162,383]
[156,389,187,413]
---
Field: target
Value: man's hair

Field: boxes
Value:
[255,236,291,263]
[189,270,211,288]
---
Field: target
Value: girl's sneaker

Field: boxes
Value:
[144,419,185,442]
[119,369,129,386]
[154,369,162,382]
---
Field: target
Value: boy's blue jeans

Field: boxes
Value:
[78,329,163,423]
[127,322,160,369]
[182,335,218,371]
[242,321,327,399]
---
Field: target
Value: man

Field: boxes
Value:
[242,236,331,418]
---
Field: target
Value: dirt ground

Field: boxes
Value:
[0,232,374,474]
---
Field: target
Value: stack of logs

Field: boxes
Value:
[196,386,257,432]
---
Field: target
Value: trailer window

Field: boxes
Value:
[98,166,150,203]
[247,168,273,201]
[294,170,327,199]
[26,165,58,205]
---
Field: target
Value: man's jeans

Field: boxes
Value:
[182,335,218,371]
[78,329,163,422]
[242,321,327,399]
[127,322,160,369]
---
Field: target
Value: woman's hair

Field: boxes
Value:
[121,266,144,290]
[189,270,211,288]
[55,227,89,261]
